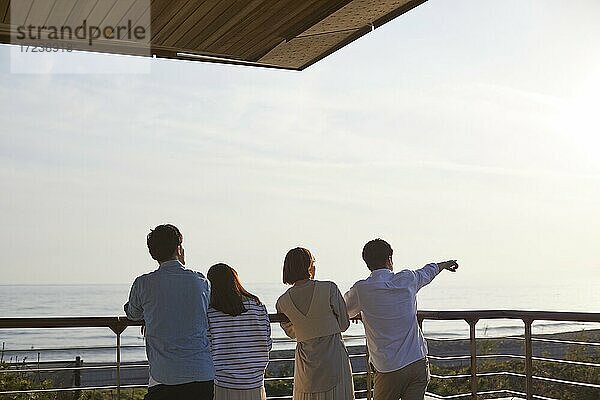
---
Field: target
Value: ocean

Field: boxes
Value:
[1,282,598,363]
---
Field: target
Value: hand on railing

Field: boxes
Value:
[350,314,362,324]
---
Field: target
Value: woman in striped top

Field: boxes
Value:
[207,263,272,400]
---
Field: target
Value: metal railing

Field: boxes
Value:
[1,310,599,399]
[418,310,600,400]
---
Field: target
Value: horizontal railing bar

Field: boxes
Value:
[1,342,362,355]
[531,394,560,400]
[533,356,600,368]
[424,391,472,399]
[0,385,120,395]
[0,365,105,374]
[530,337,600,347]
[428,355,471,360]
[1,310,599,330]
[0,365,361,376]
[431,371,526,380]
[489,389,560,400]
[532,374,600,389]
[366,369,600,389]
[475,389,528,399]
[0,363,151,374]
[0,316,125,329]
[478,371,525,378]
[418,310,600,322]
[478,354,525,360]
[264,377,293,382]
[264,357,295,362]
[0,344,143,352]
[427,389,555,400]
[504,335,600,346]
[430,373,471,379]
[428,354,527,361]
[2,339,299,352]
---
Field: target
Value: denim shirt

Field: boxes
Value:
[124,260,215,385]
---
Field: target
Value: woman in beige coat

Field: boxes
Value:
[276,247,354,400]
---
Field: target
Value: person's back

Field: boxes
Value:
[124,224,214,400]
[276,247,354,400]
[206,263,271,400]
[345,239,458,400]
[347,267,437,372]
[208,298,271,389]
[129,262,213,383]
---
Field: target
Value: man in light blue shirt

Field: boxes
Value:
[125,224,214,400]
[344,238,458,400]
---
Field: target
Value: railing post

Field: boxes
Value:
[74,356,82,399]
[116,332,121,399]
[110,320,128,400]
[524,319,533,400]
[468,319,478,399]
[366,338,373,400]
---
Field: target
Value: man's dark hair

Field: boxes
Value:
[283,247,312,285]
[147,224,182,262]
[362,239,393,271]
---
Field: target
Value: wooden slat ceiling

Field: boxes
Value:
[0,0,427,70]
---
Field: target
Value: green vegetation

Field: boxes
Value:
[2,338,598,399]
[0,360,53,399]
[428,337,600,400]
[0,361,145,400]
[264,337,600,399]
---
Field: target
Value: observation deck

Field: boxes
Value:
[1,310,599,399]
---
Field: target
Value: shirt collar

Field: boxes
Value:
[159,259,183,268]
[369,268,392,278]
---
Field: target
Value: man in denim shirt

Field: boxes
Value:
[125,224,214,400]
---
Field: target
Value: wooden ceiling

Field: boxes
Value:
[0,0,427,70]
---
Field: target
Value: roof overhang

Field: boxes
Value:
[0,0,427,70]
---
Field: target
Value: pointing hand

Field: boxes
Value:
[438,260,458,272]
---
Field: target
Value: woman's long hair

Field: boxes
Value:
[207,263,261,316]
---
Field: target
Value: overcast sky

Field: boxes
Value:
[1,0,599,294]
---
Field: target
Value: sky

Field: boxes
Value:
[0,0,599,295]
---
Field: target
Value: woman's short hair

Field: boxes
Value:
[147,224,182,262]
[362,239,393,270]
[207,263,260,316]
[283,247,313,285]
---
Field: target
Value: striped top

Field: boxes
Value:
[207,299,272,390]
